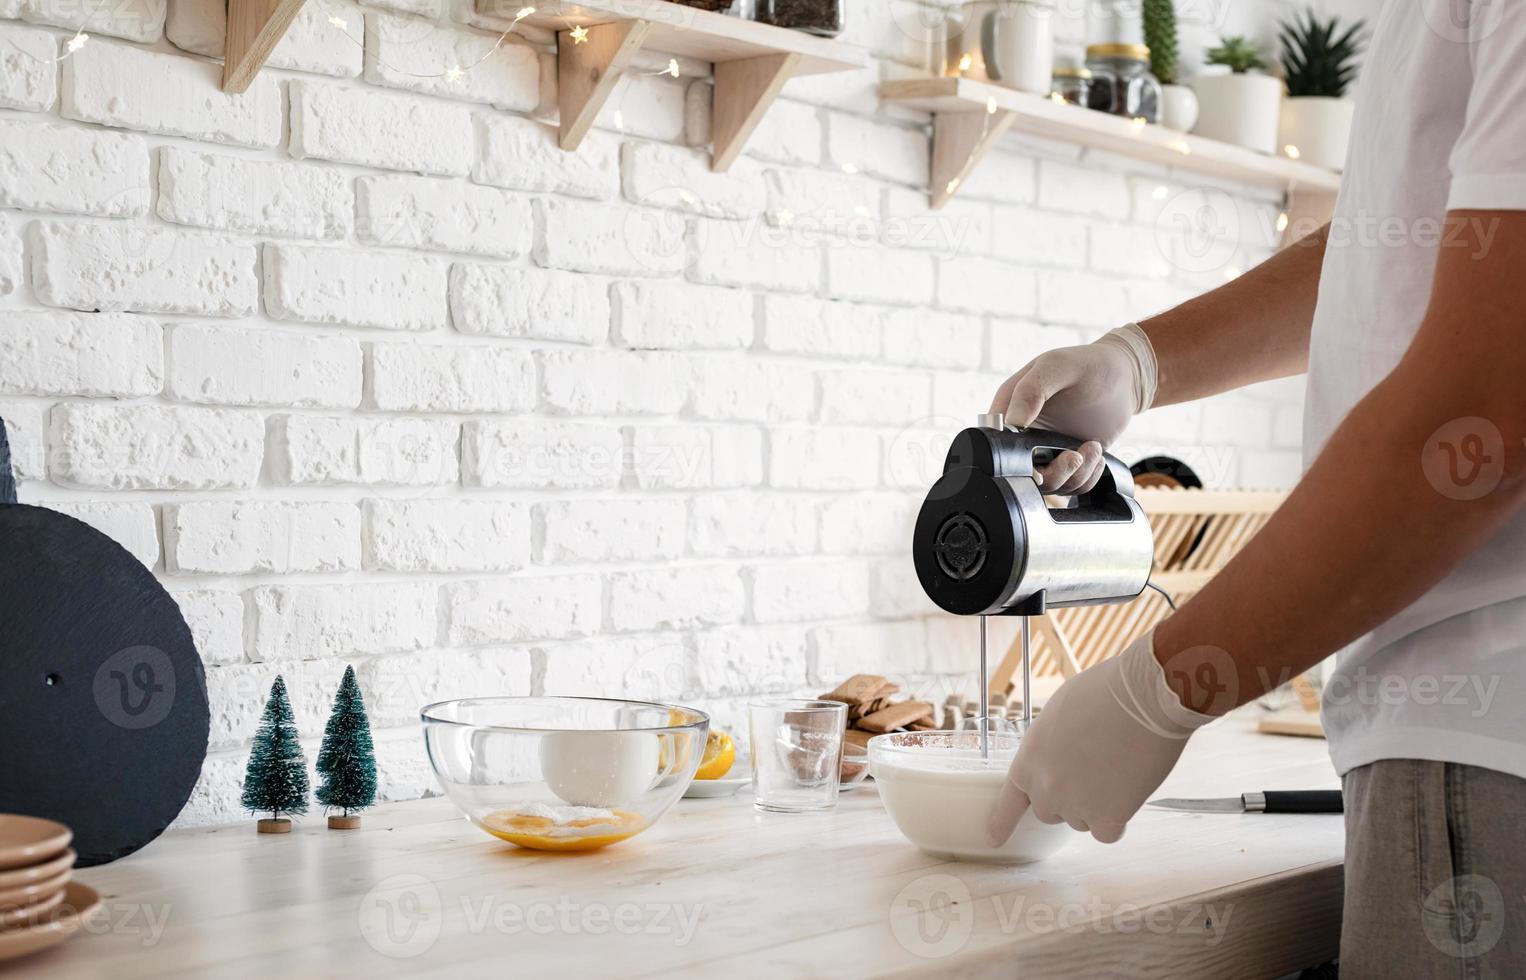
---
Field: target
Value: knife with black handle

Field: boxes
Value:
[1147,790,1343,814]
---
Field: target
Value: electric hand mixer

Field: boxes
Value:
[912,415,1155,756]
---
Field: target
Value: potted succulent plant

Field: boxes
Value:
[1142,0,1196,132]
[1278,9,1364,170]
[1192,36,1282,153]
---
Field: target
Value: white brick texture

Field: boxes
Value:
[450,264,609,345]
[24,0,165,43]
[627,423,764,490]
[0,24,57,110]
[475,115,618,200]
[62,41,279,147]
[462,419,622,490]
[289,80,472,176]
[369,342,533,412]
[539,350,687,416]
[164,501,361,574]
[0,214,18,295]
[446,576,600,646]
[622,142,765,219]
[537,198,687,277]
[613,280,753,350]
[760,294,879,360]
[270,415,459,487]
[608,565,746,631]
[166,0,363,77]
[357,176,531,258]
[166,324,362,409]
[539,498,685,564]
[249,583,437,661]
[364,14,538,111]
[751,559,872,623]
[157,147,352,240]
[30,221,257,317]
[50,403,263,490]
[169,590,244,664]
[365,499,529,572]
[0,312,162,397]
[50,502,160,566]
[264,244,447,332]
[689,493,817,557]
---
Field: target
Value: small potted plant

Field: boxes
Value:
[1193,36,1282,153]
[1143,0,1195,132]
[1278,9,1364,170]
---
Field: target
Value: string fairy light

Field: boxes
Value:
[328,5,536,83]
[611,58,682,131]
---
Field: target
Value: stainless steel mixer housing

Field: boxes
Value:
[913,420,1154,617]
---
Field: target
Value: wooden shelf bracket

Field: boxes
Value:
[711,51,800,173]
[931,108,1016,209]
[557,19,652,152]
[222,0,307,93]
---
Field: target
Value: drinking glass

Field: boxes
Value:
[747,699,847,812]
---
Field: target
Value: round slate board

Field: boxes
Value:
[0,505,209,867]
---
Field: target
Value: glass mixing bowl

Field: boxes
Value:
[422,697,709,852]
[869,730,1072,864]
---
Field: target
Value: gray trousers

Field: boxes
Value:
[1341,759,1526,978]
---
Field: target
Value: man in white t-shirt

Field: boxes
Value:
[984,1,1526,971]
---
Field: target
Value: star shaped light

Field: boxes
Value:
[569,24,589,43]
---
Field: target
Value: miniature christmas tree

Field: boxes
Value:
[242,675,309,834]
[316,665,377,830]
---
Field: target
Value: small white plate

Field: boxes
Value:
[683,775,750,799]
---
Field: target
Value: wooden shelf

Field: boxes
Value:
[481,0,868,171]
[880,75,1341,219]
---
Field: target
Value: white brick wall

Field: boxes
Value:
[0,0,1307,827]
[31,221,257,316]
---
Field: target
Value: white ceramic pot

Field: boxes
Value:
[1191,72,1283,154]
[1159,83,1198,132]
[1279,96,1354,171]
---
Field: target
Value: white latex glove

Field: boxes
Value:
[987,323,1158,494]
[986,629,1214,846]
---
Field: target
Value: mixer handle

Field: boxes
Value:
[956,424,1139,517]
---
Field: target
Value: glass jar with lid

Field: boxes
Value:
[1084,43,1162,123]
[752,0,844,37]
[1051,65,1092,106]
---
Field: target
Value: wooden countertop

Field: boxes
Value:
[42,710,1342,978]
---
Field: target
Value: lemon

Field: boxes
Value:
[693,730,735,780]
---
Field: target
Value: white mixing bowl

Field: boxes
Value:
[869,730,1072,864]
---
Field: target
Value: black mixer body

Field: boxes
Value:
[913,425,1154,618]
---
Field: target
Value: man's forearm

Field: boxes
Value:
[1142,225,1328,407]
[1151,214,1526,711]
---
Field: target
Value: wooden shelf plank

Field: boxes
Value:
[223,0,306,93]
[881,76,1343,210]
[478,0,866,75]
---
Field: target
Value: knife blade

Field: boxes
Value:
[1147,790,1343,814]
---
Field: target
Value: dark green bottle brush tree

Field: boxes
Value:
[315,664,377,830]
[242,675,310,834]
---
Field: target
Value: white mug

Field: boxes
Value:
[946,0,1055,95]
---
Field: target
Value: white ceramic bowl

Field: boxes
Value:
[869,730,1072,864]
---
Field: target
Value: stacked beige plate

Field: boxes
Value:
[0,815,100,963]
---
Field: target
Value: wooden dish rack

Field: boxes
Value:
[989,488,1288,692]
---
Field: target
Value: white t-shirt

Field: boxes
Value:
[1308,0,1526,779]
